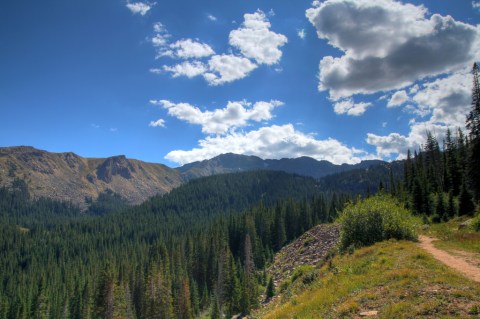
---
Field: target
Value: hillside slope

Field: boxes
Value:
[259,239,480,318]
[0,146,182,207]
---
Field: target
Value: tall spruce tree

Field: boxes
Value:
[466,62,480,202]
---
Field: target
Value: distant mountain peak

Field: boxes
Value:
[178,153,385,180]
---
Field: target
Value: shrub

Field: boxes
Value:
[473,210,480,232]
[291,265,315,283]
[338,195,418,250]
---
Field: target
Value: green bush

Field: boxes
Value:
[291,265,315,283]
[338,195,418,250]
[473,209,480,232]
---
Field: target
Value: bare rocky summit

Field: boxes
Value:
[0,146,182,208]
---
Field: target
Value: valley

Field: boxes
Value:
[2,0,480,318]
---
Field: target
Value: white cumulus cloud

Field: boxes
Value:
[366,132,413,158]
[412,70,471,127]
[229,10,288,65]
[150,99,282,134]
[306,0,480,100]
[165,124,369,165]
[203,54,258,85]
[152,11,286,85]
[126,2,154,16]
[165,39,215,59]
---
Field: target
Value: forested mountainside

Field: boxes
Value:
[0,146,386,209]
[0,146,182,208]
[177,152,385,180]
[0,170,350,319]
[316,160,404,194]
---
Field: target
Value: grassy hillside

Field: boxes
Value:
[425,216,480,256]
[258,240,480,318]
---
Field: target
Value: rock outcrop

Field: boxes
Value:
[268,224,341,285]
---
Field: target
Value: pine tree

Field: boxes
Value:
[199,286,210,312]
[265,277,275,301]
[143,264,174,319]
[33,279,49,319]
[436,193,447,221]
[176,279,193,319]
[459,180,475,216]
[210,295,221,319]
[272,205,286,251]
[0,297,8,319]
[404,149,414,192]
[94,266,115,319]
[190,280,200,317]
[240,234,258,314]
[466,62,480,202]
[447,191,456,218]
[424,131,443,193]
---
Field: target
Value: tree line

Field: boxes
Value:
[400,63,480,220]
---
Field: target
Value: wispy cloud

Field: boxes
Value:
[163,61,208,78]
[333,98,372,116]
[149,119,166,127]
[297,29,306,40]
[126,2,154,16]
[387,90,409,108]
[207,14,217,21]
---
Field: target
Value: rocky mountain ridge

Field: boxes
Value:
[0,146,387,208]
[0,146,182,208]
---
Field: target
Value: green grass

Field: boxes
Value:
[258,240,480,319]
[425,217,480,256]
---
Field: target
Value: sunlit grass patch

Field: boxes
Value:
[426,217,480,255]
[258,240,480,319]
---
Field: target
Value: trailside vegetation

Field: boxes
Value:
[338,195,418,250]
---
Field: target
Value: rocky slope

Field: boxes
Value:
[268,224,340,285]
[0,146,182,208]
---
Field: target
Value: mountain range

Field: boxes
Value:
[0,146,387,208]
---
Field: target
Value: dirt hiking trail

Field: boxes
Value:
[418,235,480,283]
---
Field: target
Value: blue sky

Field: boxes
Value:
[1,0,479,167]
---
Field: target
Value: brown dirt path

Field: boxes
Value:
[418,235,480,283]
